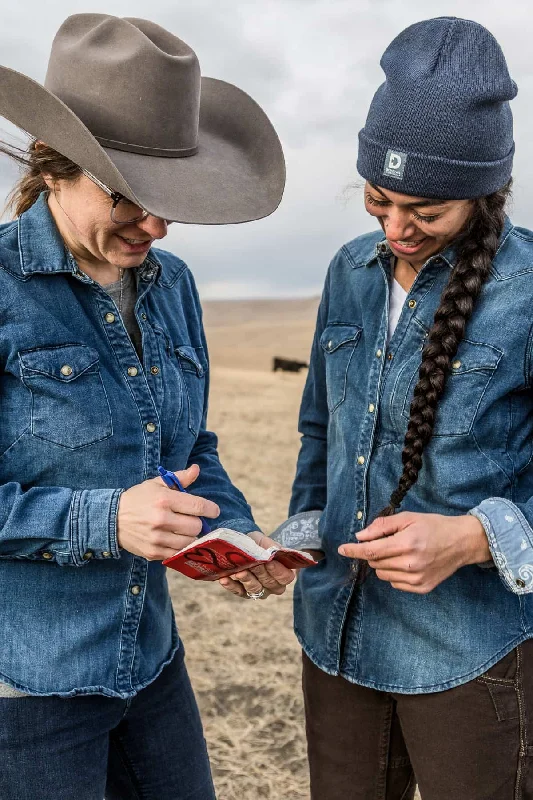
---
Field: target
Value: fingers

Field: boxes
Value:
[263,560,296,585]
[219,570,272,599]
[248,563,292,595]
[356,512,412,541]
[339,537,405,561]
[166,491,220,520]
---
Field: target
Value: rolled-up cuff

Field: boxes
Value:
[271,511,323,550]
[469,498,533,594]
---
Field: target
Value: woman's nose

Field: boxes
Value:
[382,209,417,241]
[137,215,168,239]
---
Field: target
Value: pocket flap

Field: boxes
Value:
[19,344,100,381]
[175,345,207,377]
[451,340,502,374]
[320,324,362,354]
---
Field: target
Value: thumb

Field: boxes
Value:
[173,463,200,489]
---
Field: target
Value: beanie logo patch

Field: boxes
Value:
[383,149,407,180]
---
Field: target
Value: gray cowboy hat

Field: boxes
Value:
[0,13,285,224]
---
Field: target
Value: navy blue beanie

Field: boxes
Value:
[357,17,517,199]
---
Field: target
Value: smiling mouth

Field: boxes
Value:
[119,236,151,245]
[393,239,426,247]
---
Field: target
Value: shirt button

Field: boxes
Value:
[60,365,73,377]
[82,551,93,561]
[104,312,116,324]
[131,585,142,596]
[150,365,160,375]
[146,422,157,433]
[102,551,112,558]
[376,349,382,358]
[42,552,53,560]
[357,456,365,465]
[327,340,333,350]
[357,511,363,520]
[141,313,147,321]
[387,352,393,361]
[127,367,139,377]
[516,578,526,588]
[452,360,461,370]
[368,403,375,413]
[408,299,417,309]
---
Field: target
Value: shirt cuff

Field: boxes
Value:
[270,511,323,550]
[215,518,261,535]
[469,498,533,593]
[69,488,123,566]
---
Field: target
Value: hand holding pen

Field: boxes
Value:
[116,464,219,561]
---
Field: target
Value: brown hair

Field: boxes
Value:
[0,139,81,217]
[381,180,512,517]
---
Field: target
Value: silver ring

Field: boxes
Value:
[246,588,266,600]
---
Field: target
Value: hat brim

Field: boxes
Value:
[0,67,285,224]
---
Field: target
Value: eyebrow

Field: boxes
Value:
[369,183,448,208]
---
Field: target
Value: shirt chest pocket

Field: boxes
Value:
[320,324,363,413]
[391,338,503,437]
[19,344,113,449]
[175,345,208,436]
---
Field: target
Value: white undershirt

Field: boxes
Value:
[387,278,408,343]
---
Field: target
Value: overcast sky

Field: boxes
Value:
[1,0,532,299]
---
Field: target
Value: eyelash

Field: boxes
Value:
[365,194,440,224]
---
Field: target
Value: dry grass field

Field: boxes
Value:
[168,298,421,800]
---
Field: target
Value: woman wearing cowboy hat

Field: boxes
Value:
[0,13,292,800]
[221,17,533,798]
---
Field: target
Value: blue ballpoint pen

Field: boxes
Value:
[157,466,212,536]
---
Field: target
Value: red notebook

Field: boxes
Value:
[163,528,317,580]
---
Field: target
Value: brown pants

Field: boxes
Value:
[302,640,533,800]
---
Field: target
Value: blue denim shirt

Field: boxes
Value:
[287,219,533,693]
[0,195,257,698]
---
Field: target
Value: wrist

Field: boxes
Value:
[457,514,491,566]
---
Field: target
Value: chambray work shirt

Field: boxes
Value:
[0,195,257,698]
[288,219,533,693]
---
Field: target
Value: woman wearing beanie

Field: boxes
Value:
[221,17,533,799]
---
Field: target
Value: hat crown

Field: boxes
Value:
[381,17,517,100]
[44,14,201,156]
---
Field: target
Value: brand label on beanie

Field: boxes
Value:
[383,149,407,180]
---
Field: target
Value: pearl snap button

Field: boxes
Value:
[60,365,73,377]
[42,552,53,560]
[452,360,461,370]
[408,299,417,309]
[357,456,365,465]
[368,404,375,413]
[146,422,157,433]
[82,551,93,561]
[104,312,116,324]
[127,367,138,377]
[150,366,160,375]
[357,511,363,520]
[102,551,112,558]
[131,585,142,596]
[376,349,382,358]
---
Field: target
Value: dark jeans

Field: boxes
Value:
[303,640,533,800]
[0,646,216,800]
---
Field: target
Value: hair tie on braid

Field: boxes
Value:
[354,180,512,583]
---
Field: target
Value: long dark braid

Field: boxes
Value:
[381,180,512,517]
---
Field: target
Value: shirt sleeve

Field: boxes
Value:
[289,270,330,518]
[0,483,122,566]
[469,497,533,593]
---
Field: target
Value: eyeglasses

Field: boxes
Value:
[82,169,152,224]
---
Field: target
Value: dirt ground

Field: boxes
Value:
[168,299,421,800]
